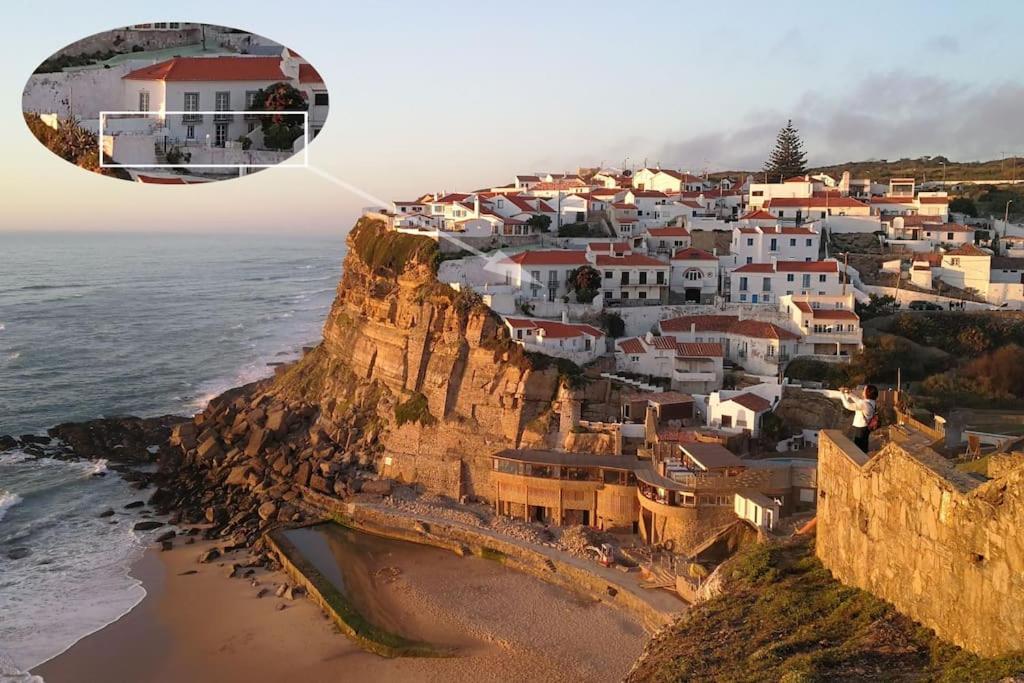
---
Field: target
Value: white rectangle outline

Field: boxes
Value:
[98,111,309,168]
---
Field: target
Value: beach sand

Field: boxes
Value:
[35,534,649,682]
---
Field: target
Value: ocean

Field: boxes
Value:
[0,231,345,676]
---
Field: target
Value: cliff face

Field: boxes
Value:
[265,218,562,498]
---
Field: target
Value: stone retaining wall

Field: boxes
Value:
[816,430,1024,657]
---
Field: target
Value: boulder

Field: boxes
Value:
[98,509,116,518]
[265,410,289,438]
[199,548,221,563]
[155,530,176,543]
[133,521,164,531]
[295,462,312,488]
[274,584,288,598]
[124,500,146,509]
[257,501,278,521]
[224,466,251,487]
[244,428,270,458]
[361,479,394,496]
[160,540,174,551]
[0,435,18,452]
[196,437,223,462]
[19,434,52,445]
[170,423,198,451]
[309,475,330,494]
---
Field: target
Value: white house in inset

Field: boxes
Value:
[779,293,862,358]
[729,260,842,304]
[730,225,819,267]
[658,315,799,376]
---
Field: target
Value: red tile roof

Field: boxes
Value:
[739,209,776,221]
[677,342,724,357]
[727,392,773,412]
[617,337,646,354]
[660,315,738,333]
[123,56,288,81]
[729,319,799,340]
[648,227,690,237]
[587,241,631,254]
[775,261,838,273]
[671,247,717,261]
[733,263,775,273]
[631,190,670,198]
[612,202,638,209]
[595,254,669,267]
[918,196,950,204]
[763,196,868,209]
[504,251,590,266]
[298,63,324,83]
[945,244,990,257]
[810,309,859,321]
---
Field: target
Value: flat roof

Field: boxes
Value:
[492,449,639,470]
[680,443,745,470]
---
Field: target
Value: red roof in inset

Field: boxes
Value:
[298,63,324,83]
[677,342,723,357]
[123,56,288,82]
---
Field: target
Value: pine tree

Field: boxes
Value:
[763,119,808,181]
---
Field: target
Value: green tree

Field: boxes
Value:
[249,82,309,150]
[527,214,552,233]
[949,197,978,217]
[763,119,808,181]
[599,311,625,338]
[855,294,898,321]
[567,265,601,303]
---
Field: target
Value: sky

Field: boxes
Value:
[1,0,1023,234]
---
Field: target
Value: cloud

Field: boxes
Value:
[923,34,961,54]
[651,72,1024,170]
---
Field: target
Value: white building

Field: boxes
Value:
[632,168,705,193]
[614,335,724,393]
[729,260,843,304]
[659,315,799,376]
[596,253,670,304]
[504,317,605,365]
[669,247,719,303]
[779,294,863,358]
[706,390,776,437]
[645,226,691,256]
[730,225,819,267]
[497,250,591,303]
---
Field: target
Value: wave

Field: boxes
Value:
[89,459,108,476]
[0,323,6,332]
[0,491,23,523]
[0,653,44,682]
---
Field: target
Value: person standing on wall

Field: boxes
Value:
[841,385,879,453]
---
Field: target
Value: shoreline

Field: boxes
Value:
[34,529,649,682]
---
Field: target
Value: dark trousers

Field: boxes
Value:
[853,426,869,453]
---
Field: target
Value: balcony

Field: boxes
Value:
[213,111,235,123]
[672,370,717,383]
[181,113,203,124]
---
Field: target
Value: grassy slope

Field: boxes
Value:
[627,536,1024,682]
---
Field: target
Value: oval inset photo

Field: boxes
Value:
[22,22,328,184]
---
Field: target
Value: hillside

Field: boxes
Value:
[626,535,1024,682]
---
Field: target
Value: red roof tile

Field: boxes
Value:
[733,263,775,273]
[123,56,288,82]
[763,196,868,209]
[505,318,604,338]
[945,244,990,257]
[727,392,772,412]
[810,309,859,321]
[677,342,724,357]
[504,251,590,266]
[648,227,690,237]
[660,315,737,333]
[776,261,838,273]
[595,254,669,267]
[298,63,324,83]
[729,319,799,340]
[671,247,717,261]
[617,337,646,354]
[739,209,776,221]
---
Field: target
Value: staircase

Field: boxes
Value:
[601,373,663,393]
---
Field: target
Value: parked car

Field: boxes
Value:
[908,300,943,311]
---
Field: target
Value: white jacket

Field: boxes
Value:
[841,393,876,428]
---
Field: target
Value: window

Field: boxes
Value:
[185,125,195,140]
[214,122,228,147]
[621,272,630,285]
[746,238,754,246]
[770,238,778,251]
[739,277,748,291]
[778,211,785,217]
[819,274,827,282]
[245,90,260,109]
[214,91,231,122]
[183,92,200,122]
[789,238,796,247]
[762,278,771,292]
[656,271,665,284]
[950,257,961,266]
[638,291,647,299]
[138,90,150,111]
[766,345,775,357]
[639,272,648,285]
[604,271,612,279]
[806,238,812,247]
[786,273,794,282]
[685,269,701,281]
[314,93,329,106]
[746,257,752,264]
[802,274,811,288]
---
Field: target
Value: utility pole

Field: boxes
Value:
[842,252,849,296]
[1005,199,1014,237]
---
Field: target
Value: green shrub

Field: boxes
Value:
[350,218,438,275]
[394,392,437,427]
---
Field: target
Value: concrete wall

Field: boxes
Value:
[23,64,136,118]
[815,430,1024,657]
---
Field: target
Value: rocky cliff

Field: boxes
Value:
[144,218,578,544]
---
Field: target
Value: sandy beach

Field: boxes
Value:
[35,531,649,682]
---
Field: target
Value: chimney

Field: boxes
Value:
[561,310,569,324]
[473,196,480,217]
[690,323,696,336]
[645,331,654,343]
[279,51,300,81]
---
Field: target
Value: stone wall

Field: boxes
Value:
[816,430,1024,657]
